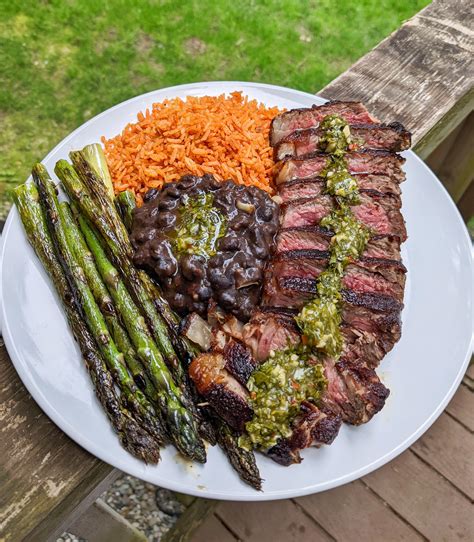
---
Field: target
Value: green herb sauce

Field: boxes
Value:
[296,115,370,357]
[240,345,327,450]
[174,193,226,258]
[243,114,370,450]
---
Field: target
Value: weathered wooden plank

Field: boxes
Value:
[217,500,333,542]
[318,0,474,158]
[191,514,237,542]
[0,346,113,541]
[68,498,147,542]
[411,413,474,499]
[162,498,216,542]
[364,450,474,541]
[425,119,465,173]
[295,479,422,541]
[446,384,474,432]
[429,113,474,202]
[457,180,474,222]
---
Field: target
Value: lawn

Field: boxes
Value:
[0,0,430,219]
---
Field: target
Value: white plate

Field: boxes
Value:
[1,82,473,501]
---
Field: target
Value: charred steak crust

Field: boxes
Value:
[223,340,257,387]
[207,383,254,432]
[275,121,411,160]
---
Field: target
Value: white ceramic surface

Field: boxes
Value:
[1,82,473,501]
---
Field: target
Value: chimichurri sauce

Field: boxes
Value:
[174,193,226,258]
[296,115,370,358]
[244,114,370,450]
[240,345,327,450]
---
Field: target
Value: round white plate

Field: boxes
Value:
[1,82,473,501]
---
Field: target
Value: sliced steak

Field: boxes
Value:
[280,196,334,228]
[267,402,343,466]
[267,252,406,303]
[242,309,301,362]
[189,351,253,431]
[270,101,378,146]
[322,359,390,425]
[276,227,401,261]
[276,150,405,185]
[275,122,411,160]
[279,174,403,203]
[280,192,406,240]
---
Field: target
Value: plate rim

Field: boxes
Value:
[1,81,473,501]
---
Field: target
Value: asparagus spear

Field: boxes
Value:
[114,190,136,232]
[56,159,182,376]
[215,421,262,491]
[61,202,164,420]
[13,182,160,463]
[76,211,206,462]
[32,164,165,448]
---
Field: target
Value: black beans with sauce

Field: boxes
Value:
[130,175,279,321]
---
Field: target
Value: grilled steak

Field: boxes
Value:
[279,174,403,203]
[275,122,411,160]
[189,101,408,469]
[276,228,402,261]
[270,101,378,146]
[276,150,405,185]
[280,192,406,240]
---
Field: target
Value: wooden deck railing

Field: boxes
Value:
[1,0,472,540]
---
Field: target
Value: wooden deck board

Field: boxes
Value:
[187,514,237,542]
[294,480,422,541]
[216,500,333,542]
[318,0,474,159]
[363,450,473,541]
[410,413,474,499]
[445,384,474,431]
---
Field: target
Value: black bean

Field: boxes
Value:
[144,188,160,202]
[157,212,176,228]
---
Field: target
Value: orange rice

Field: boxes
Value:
[102,92,283,205]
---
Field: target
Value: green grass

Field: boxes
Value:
[0,0,429,218]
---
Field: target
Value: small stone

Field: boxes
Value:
[155,488,186,516]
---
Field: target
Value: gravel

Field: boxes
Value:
[57,474,185,542]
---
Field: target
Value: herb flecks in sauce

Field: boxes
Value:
[296,115,370,358]
[244,113,370,450]
[241,345,327,450]
[174,193,226,258]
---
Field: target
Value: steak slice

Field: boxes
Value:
[267,251,406,303]
[276,227,402,261]
[279,174,403,203]
[276,150,406,185]
[280,192,406,240]
[280,196,334,228]
[189,351,253,432]
[275,122,411,160]
[242,309,301,362]
[270,101,378,146]
[267,402,343,466]
[322,359,390,425]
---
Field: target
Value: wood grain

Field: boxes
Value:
[411,413,474,499]
[0,345,113,541]
[445,384,474,432]
[364,450,474,541]
[191,515,237,542]
[295,480,422,541]
[318,0,474,159]
[216,500,333,542]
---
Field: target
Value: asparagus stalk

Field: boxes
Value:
[13,182,160,463]
[114,190,136,232]
[61,202,164,420]
[56,160,181,376]
[32,164,165,448]
[215,421,262,491]
[76,211,206,462]
[79,143,115,200]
